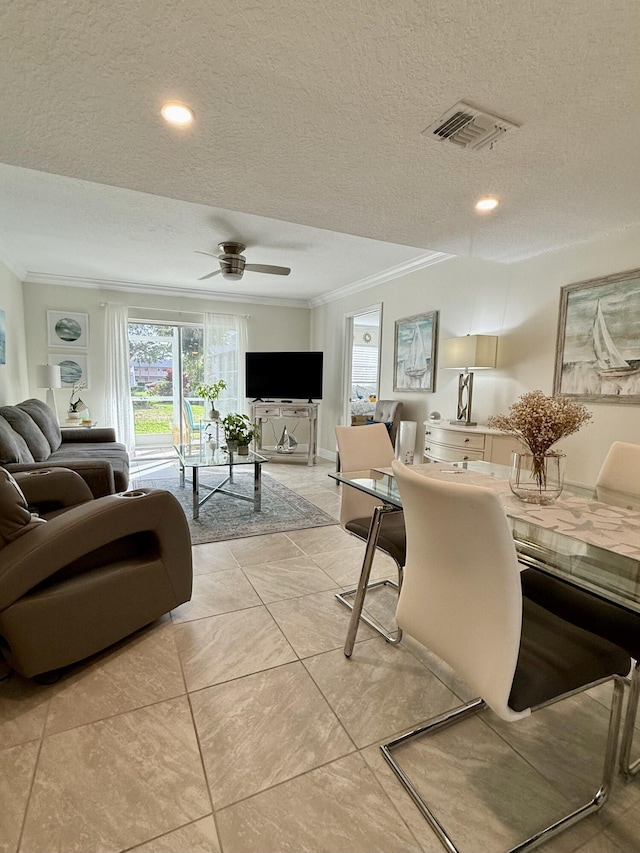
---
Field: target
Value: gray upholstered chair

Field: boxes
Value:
[366,399,403,447]
[382,460,630,852]
[0,467,192,679]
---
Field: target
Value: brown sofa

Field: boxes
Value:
[0,467,192,678]
[0,399,129,496]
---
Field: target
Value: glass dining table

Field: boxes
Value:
[331,460,640,773]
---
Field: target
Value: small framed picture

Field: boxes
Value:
[393,310,439,392]
[47,311,89,348]
[48,353,89,388]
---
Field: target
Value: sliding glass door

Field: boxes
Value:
[128,322,204,456]
[127,314,247,457]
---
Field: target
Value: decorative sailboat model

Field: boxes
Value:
[404,324,427,378]
[276,425,298,454]
[592,301,639,378]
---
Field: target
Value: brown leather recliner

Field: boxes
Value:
[0,467,192,678]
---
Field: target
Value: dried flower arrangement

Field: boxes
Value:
[488,390,592,488]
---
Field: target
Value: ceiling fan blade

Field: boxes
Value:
[244,264,291,276]
[195,251,223,259]
[198,269,223,280]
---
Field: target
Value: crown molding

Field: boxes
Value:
[0,245,27,281]
[20,250,455,311]
[21,272,311,309]
[309,251,455,307]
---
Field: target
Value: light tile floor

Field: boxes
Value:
[2,459,640,852]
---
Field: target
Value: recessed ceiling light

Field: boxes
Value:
[161,102,194,126]
[475,197,499,212]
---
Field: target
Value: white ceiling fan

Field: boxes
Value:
[196,241,291,281]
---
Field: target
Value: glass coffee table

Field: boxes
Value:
[174,444,268,519]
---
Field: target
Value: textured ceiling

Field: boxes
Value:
[0,0,639,303]
[0,163,435,305]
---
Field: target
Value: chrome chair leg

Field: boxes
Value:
[335,569,403,646]
[340,504,403,657]
[381,678,625,853]
[619,661,640,776]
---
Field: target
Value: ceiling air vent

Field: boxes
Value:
[422,102,519,151]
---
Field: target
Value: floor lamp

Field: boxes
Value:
[36,364,62,421]
[439,335,498,426]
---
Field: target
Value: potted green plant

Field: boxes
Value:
[221,412,260,455]
[194,380,227,419]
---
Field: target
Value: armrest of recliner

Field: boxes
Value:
[13,468,93,511]
[4,461,116,498]
[0,489,192,609]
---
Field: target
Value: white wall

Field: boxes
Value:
[22,283,311,424]
[312,225,640,485]
[13,222,640,485]
[0,259,28,404]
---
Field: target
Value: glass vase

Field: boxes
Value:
[509,451,565,505]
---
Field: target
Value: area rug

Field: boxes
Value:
[131,472,338,544]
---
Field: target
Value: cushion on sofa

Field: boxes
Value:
[0,468,46,550]
[0,416,35,464]
[0,407,50,461]
[17,399,62,452]
[48,446,129,492]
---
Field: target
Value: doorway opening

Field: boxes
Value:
[343,305,382,426]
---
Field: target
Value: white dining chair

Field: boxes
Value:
[596,440,640,509]
[381,460,630,853]
[334,424,406,644]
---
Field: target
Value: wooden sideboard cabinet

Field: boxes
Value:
[251,402,318,466]
[423,422,516,465]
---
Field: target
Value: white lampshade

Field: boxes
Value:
[439,335,498,370]
[35,364,62,421]
[36,364,62,389]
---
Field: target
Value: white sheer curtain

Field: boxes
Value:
[203,313,248,415]
[104,304,135,452]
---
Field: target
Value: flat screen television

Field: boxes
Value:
[246,351,323,401]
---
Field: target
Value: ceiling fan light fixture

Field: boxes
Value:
[196,239,291,282]
[161,102,194,126]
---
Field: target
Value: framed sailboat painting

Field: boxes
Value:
[394,310,439,392]
[554,268,640,403]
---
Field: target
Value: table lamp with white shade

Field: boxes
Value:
[36,364,62,420]
[439,334,498,426]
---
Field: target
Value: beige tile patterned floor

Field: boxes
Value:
[2,459,640,852]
